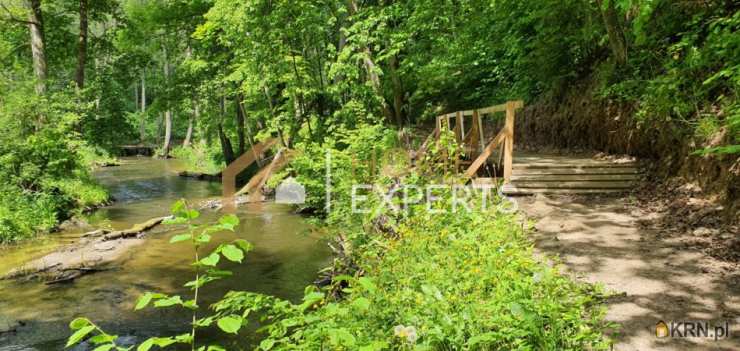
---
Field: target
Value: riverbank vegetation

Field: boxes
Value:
[67,142,614,349]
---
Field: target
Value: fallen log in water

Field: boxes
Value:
[178,171,221,181]
[1,216,172,282]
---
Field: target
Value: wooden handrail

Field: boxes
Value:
[427,100,524,183]
[222,138,278,210]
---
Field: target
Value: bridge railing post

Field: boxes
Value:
[503,101,515,183]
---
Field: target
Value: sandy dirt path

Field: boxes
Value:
[519,195,739,351]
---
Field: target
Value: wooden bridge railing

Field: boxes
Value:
[421,100,524,183]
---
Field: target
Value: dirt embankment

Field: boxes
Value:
[515,80,739,220]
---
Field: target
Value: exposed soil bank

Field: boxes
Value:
[515,81,739,218]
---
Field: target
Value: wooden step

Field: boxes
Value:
[510,180,635,189]
[501,185,629,195]
[511,174,640,182]
[511,167,639,175]
[513,163,637,170]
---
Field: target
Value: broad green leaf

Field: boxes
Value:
[66,325,95,347]
[233,239,253,253]
[170,234,192,243]
[92,345,115,351]
[171,200,186,217]
[183,299,198,310]
[357,277,377,293]
[218,214,239,230]
[163,217,188,225]
[69,317,90,330]
[195,233,211,243]
[217,315,243,334]
[351,297,371,311]
[154,295,183,307]
[199,252,220,267]
[135,293,153,310]
[137,338,155,351]
[89,333,117,345]
[186,209,200,220]
[221,244,244,263]
[259,339,275,350]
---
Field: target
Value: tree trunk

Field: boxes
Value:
[346,0,395,124]
[389,55,404,127]
[597,0,628,66]
[235,95,246,156]
[218,96,235,164]
[75,0,88,89]
[162,110,172,158]
[161,54,172,158]
[183,104,196,147]
[139,72,146,143]
[27,0,47,95]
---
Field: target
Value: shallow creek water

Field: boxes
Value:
[0,157,330,350]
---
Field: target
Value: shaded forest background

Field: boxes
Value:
[0,0,738,242]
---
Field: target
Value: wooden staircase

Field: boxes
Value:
[501,154,640,194]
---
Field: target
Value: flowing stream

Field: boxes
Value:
[0,157,330,350]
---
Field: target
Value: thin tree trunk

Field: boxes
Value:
[75,0,88,89]
[27,0,46,95]
[161,53,172,158]
[597,0,628,66]
[218,96,235,164]
[183,104,196,147]
[389,55,404,127]
[237,100,262,167]
[139,72,146,143]
[235,95,246,156]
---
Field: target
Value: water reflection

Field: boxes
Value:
[0,157,329,350]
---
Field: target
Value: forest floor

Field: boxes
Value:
[519,185,739,351]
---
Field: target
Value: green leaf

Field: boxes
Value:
[137,338,155,351]
[163,217,188,225]
[69,317,90,330]
[199,252,220,267]
[183,299,199,310]
[92,345,115,351]
[171,200,187,217]
[170,234,192,243]
[218,214,239,231]
[351,297,371,311]
[217,315,243,334]
[233,239,253,253]
[195,233,211,243]
[89,333,117,345]
[154,295,183,308]
[66,325,95,347]
[221,244,244,263]
[357,277,377,293]
[135,293,153,310]
[259,339,275,350]
[186,209,200,220]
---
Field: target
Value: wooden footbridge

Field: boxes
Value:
[220,100,639,209]
[417,100,640,194]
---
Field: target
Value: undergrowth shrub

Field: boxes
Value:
[171,142,224,174]
[212,194,611,350]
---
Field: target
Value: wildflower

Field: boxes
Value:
[532,271,543,283]
[394,324,418,344]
